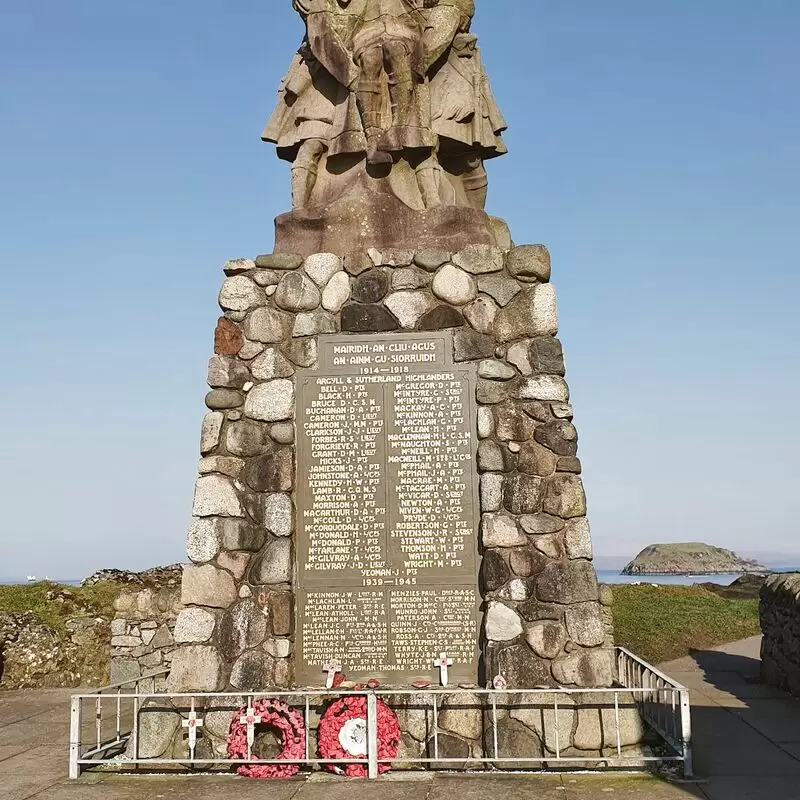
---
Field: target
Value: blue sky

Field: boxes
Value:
[1,1,798,578]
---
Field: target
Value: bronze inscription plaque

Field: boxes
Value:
[295,332,480,685]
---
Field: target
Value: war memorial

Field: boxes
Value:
[69,0,693,779]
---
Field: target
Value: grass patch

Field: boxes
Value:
[0,581,119,636]
[611,583,761,664]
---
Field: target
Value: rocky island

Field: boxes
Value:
[622,543,768,576]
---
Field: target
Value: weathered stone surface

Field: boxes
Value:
[480,550,511,592]
[244,379,294,422]
[413,249,450,271]
[220,518,265,552]
[321,271,351,312]
[506,245,551,283]
[283,337,318,367]
[391,267,429,290]
[241,449,293,492]
[238,339,265,360]
[205,389,243,410]
[293,309,336,337]
[530,337,565,375]
[477,275,522,307]
[500,578,532,602]
[543,475,587,518]
[250,348,295,381]
[384,290,437,329]
[432,264,477,305]
[417,305,464,330]
[536,560,599,604]
[477,406,494,438]
[167,646,225,692]
[495,644,555,689]
[269,592,293,636]
[182,564,237,608]
[207,356,250,390]
[217,550,250,580]
[219,276,263,312]
[476,378,512,405]
[218,600,268,660]
[565,603,605,647]
[269,422,295,445]
[503,474,545,515]
[186,517,222,563]
[215,317,244,356]
[525,620,567,660]
[129,702,181,758]
[480,473,504,513]
[506,341,532,375]
[343,250,372,276]
[439,692,483,740]
[341,303,400,332]
[521,400,554,422]
[200,412,224,455]
[509,546,548,578]
[478,359,515,381]
[244,307,293,343]
[303,252,342,286]
[487,717,543,768]
[174,608,216,644]
[223,257,256,276]
[565,518,593,560]
[511,693,574,754]
[230,650,273,691]
[534,534,564,559]
[255,253,303,270]
[352,269,390,303]
[192,475,244,518]
[517,441,558,476]
[495,285,559,342]
[251,538,292,585]
[264,638,291,659]
[517,600,563,623]
[516,376,569,402]
[494,405,535,441]
[477,440,505,472]
[485,602,523,641]
[274,272,320,312]
[427,731,472,769]
[225,419,272,457]
[264,493,293,537]
[253,269,281,287]
[534,421,578,456]
[368,247,413,267]
[557,457,582,474]
[453,329,495,362]
[463,296,499,335]
[453,244,504,275]
[552,649,614,688]
[481,514,526,548]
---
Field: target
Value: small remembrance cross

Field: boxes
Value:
[324,660,342,689]
[182,703,204,759]
[434,652,454,687]
[239,706,262,751]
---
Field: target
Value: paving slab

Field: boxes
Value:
[430,773,564,800]
[701,776,800,800]
[563,775,706,799]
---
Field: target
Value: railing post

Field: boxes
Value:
[367,693,379,779]
[69,696,82,779]
[680,689,694,778]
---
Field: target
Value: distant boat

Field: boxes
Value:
[26,575,36,582]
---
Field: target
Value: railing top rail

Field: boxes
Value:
[616,647,688,690]
[82,668,170,695]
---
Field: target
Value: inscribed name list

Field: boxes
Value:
[295,333,480,684]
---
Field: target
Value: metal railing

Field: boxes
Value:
[69,648,692,779]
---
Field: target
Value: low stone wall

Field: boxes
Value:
[129,690,649,767]
[110,586,182,687]
[760,573,800,695]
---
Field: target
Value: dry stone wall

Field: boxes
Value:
[760,573,800,695]
[172,243,614,694]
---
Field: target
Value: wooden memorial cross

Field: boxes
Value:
[239,704,263,753]
[324,660,342,689]
[434,653,454,687]
[182,699,204,759]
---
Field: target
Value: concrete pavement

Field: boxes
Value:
[2,637,799,799]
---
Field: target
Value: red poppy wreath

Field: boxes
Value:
[317,696,401,777]
[227,698,306,779]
